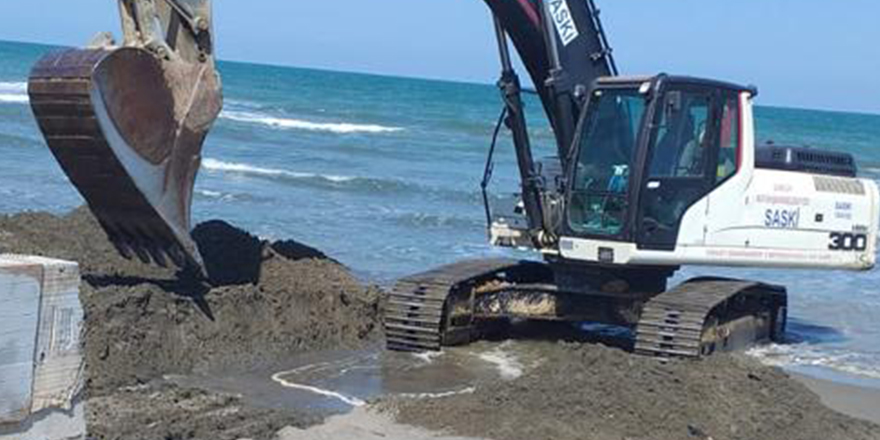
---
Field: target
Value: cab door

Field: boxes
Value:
[637,86,721,251]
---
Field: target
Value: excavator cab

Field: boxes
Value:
[566,75,749,253]
[28,0,222,273]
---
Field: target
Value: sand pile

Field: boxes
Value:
[384,341,880,440]
[2,207,878,440]
[0,207,381,439]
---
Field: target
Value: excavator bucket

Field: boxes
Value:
[27,0,221,273]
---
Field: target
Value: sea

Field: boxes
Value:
[1,40,878,389]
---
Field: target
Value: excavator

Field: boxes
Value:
[382,0,879,358]
[27,0,878,359]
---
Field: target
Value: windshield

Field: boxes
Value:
[568,88,647,236]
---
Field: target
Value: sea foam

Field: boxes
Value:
[0,81,28,104]
[220,110,402,134]
[477,343,525,380]
[202,158,354,183]
[201,157,426,198]
[748,343,880,381]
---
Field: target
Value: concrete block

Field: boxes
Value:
[0,255,84,440]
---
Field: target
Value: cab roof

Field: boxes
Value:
[596,74,758,96]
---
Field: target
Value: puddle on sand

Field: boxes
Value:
[169,341,545,417]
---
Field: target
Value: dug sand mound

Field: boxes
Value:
[0,207,381,439]
[383,341,880,440]
[3,208,879,440]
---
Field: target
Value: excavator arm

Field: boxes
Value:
[28,0,222,274]
[484,0,616,163]
[480,0,616,240]
[25,0,604,274]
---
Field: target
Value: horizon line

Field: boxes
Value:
[1,37,878,118]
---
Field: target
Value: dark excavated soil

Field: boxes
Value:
[2,207,879,440]
[85,383,321,440]
[383,341,880,440]
[0,207,381,440]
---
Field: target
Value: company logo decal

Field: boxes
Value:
[765,208,800,229]
[548,0,580,46]
[835,201,853,220]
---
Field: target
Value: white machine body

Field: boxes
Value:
[493,92,880,271]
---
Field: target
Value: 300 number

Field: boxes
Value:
[829,233,868,251]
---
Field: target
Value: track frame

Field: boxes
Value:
[384,260,788,359]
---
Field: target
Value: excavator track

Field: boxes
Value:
[634,278,787,359]
[385,259,523,352]
[386,264,788,358]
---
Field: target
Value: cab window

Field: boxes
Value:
[568,89,648,236]
[647,90,712,178]
[716,95,740,182]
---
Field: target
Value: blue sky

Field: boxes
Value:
[2,0,878,114]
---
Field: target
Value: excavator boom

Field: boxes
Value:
[484,0,615,163]
[28,0,222,273]
[479,0,616,242]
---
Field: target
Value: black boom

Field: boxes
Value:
[483,0,616,163]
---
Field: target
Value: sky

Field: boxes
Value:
[1,0,878,114]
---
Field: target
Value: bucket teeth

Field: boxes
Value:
[111,239,134,261]
[166,245,187,269]
[132,245,152,265]
[29,47,222,275]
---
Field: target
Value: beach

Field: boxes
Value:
[795,374,880,425]
[1,207,879,440]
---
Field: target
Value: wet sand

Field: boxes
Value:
[794,374,880,425]
[275,408,484,440]
[381,342,880,440]
[0,207,382,439]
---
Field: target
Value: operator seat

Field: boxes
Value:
[650,113,695,177]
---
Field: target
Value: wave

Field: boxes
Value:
[391,212,484,229]
[197,189,224,198]
[0,81,28,104]
[0,94,28,104]
[219,110,403,134]
[194,188,273,203]
[862,167,880,176]
[0,82,27,92]
[203,158,355,183]
[201,157,421,196]
[201,158,498,205]
[748,343,880,381]
[223,98,263,110]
